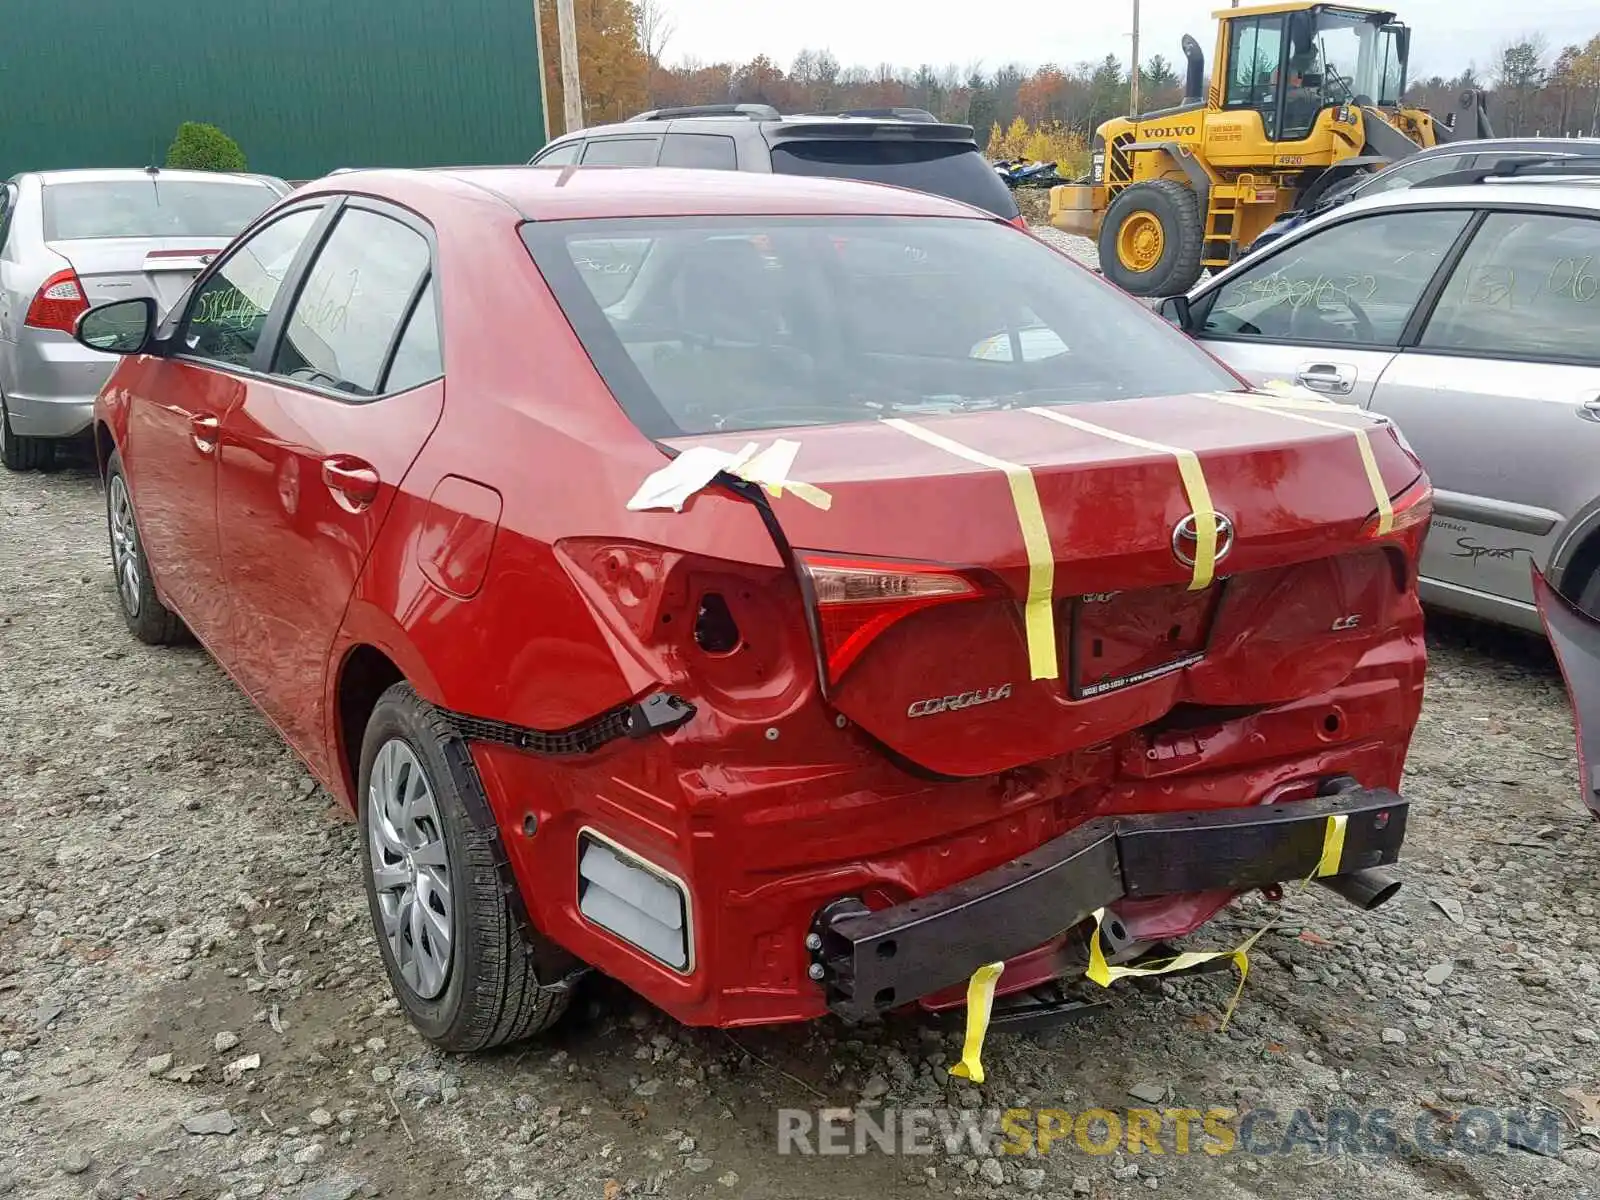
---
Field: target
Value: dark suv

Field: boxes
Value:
[528,104,1024,225]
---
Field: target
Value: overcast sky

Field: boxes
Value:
[657,0,1595,82]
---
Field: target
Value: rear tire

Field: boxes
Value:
[0,395,55,472]
[1098,179,1205,298]
[359,683,572,1052]
[105,449,187,645]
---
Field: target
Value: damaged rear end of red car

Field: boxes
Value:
[484,207,1433,1034]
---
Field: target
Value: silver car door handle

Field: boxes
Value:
[1295,363,1357,395]
[1580,396,1600,422]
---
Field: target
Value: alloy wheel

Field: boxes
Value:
[367,738,454,999]
[108,474,142,618]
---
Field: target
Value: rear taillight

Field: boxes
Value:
[25,268,89,332]
[1363,478,1433,539]
[799,552,983,685]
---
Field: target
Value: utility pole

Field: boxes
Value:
[556,0,584,134]
[1129,0,1141,116]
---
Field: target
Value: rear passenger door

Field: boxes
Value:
[1369,208,1600,615]
[213,198,443,779]
[1188,207,1474,404]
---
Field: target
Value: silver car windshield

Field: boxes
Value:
[42,180,279,240]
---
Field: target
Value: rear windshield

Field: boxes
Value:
[522,215,1239,439]
[771,141,1021,220]
[43,179,279,241]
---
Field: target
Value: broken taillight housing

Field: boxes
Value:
[798,552,983,686]
[1362,477,1433,540]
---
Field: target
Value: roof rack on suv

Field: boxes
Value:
[1413,154,1600,189]
[627,103,780,122]
[811,107,940,123]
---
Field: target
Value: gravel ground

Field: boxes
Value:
[3,307,1599,1199]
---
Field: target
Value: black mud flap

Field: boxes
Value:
[1532,567,1600,819]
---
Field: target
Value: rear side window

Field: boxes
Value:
[581,138,661,166]
[1420,211,1600,363]
[521,215,1238,439]
[43,179,279,240]
[383,279,443,392]
[660,134,738,170]
[770,141,1021,220]
[183,207,323,368]
[271,208,431,396]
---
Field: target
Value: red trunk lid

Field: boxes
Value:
[667,392,1425,777]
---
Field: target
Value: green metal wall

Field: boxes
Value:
[0,0,547,180]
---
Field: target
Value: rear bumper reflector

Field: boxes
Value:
[809,787,1407,1020]
[578,830,692,972]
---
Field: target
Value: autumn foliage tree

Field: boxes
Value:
[555,8,1600,150]
[538,0,649,131]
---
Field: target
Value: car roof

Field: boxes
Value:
[1339,177,1600,215]
[299,166,994,222]
[23,168,281,186]
[541,111,975,144]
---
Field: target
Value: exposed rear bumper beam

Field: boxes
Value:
[811,786,1407,1021]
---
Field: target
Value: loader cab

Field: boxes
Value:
[1217,4,1409,143]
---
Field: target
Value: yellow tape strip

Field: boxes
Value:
[1213,394,1393,536]
[727,439,834,511]
[882,419,1058,681]
[948,961,1006,1084]
[1026,406,1219,591]
[1084,814,1348,1031]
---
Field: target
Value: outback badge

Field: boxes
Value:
[907,684,1013,719]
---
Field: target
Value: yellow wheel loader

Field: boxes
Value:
[1050,2,1493,296]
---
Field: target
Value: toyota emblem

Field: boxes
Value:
[1172,512,1234,568]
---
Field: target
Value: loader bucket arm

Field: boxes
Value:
[1532,567,1600,819]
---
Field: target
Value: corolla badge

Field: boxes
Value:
[907,683,1013,719]
[1171,512,1235,568]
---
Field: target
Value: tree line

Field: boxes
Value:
[539,3,1600,144]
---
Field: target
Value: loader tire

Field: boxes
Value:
[1098,180,1205,298]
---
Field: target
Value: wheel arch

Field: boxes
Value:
[1553,510,1600,607]
[328,602,447,811]
[93,419,115,480]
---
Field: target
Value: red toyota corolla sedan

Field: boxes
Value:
[79,166,1431,1055]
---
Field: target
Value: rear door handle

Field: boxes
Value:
[190,414,220,453]
[1580,396,1600,422]
[321,456,380,512]
[1295,363,1357,395]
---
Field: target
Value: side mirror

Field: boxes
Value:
[75,297,157,356]
[1155,293,1192,329]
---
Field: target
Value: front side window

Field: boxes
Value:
[43,179,280,240]
[534,141,581,166]
[182,207,322,368]
[1420,211,1600,363]
[272,208,431,396]
[522,215,1240,438]
[1225,16,1285,111]
[581,138,661,166]
[1199,208,1472,345]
